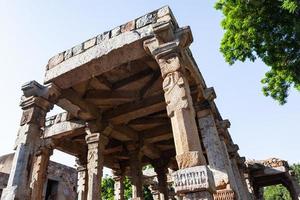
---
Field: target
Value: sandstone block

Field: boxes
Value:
[96,31,110,44]
[111,26,121,37]
[157,6,171,18]
[84,37,96,50]
[48,53,64,69]
[64,49,72,60]
[176,151,204,169]
[72,44,83,56]
[136,13,156,28]
[121,20,135,32]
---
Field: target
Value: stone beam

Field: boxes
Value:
[55,139,86,157]
[112,68,153,90]
[103,94,166,124]
[141,144,161,159]
[44,6,178,89]
[44,120,85,138]
[60,89,101,120]
[44,28,150,88]
[85,89,138,100]
[142,124,173,144]
[103,124,138,141]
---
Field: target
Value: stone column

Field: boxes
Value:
[1,95,52,200]
[230,155,252,200]
[197,110,230,189]
[129,149,144,200]
[144,22,214,199]
[149,183,160,200]
[76,157,88,200]
[153,163,168,200]
[85,132,108,200]
[113,172,125,200]
[30,143,53,200]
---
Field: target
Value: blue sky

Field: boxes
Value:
[0,1,299,167]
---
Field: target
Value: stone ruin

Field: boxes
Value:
[0,6,299,200]
[0,153,77,200]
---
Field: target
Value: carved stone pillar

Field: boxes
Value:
[113,172,125,200]
[30,143,53,200]
[197,110,229,190]
[153,164,168,200]
[85,132,108,200]
[76,157,88,200]
[1,94,52,200]
[230,155,252,200]
[144,22,214,199]
[129,147,143,200]
[149,183,161,200]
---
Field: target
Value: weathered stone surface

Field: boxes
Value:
[44,25,152,87]
[72,43,83,56]
[176,151,203,169]
[172,165,215,194]
[183,191,214,200]
[96,31,110,44]
[111,26,121,37]
[64,49,73,60]
[83,37,96,50]
[198,113,229,189]
[136,13,156,28]
[157,6,171,18]
[85,132,108,200]
[48,52,64,69]
[121,20,135,32]
[213,189,235,200]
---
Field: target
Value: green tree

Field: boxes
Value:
[264,164,300,199]
[215,0,300,104]
[264,184,292,200]
[101,176,153,200]
[101,176,115,200]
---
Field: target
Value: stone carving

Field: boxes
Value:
[172,166,215,194]
[20,107,45,126]
[159,55,181,78]
[213,189,235,200]
[30,145,53,200]
[163,71,190,117]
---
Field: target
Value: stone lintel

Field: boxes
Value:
[172,165,215,194]
[43,120,85,138]
[44,26,151,88]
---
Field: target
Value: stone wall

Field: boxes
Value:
[0,153,77,200]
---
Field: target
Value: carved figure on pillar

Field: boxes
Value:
[85,130,108,200]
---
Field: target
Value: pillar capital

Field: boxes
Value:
[22,81,61,101]
[216,119,231,131]
[144,22,193,55]
[85,132,109,147]
[203,87,216,101]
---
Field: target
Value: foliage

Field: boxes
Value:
[215,0,300,104]
[101,176,153,200]
[264,163,300,199]
[264,184,291,200]
[101,176,115,200]
[291,163,300,182]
